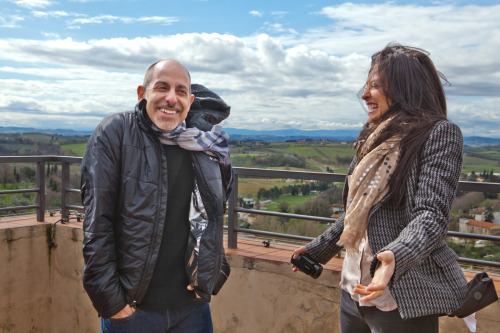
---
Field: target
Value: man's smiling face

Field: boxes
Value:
[137,60,194,131]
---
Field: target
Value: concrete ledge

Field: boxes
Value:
[1,215,499,333]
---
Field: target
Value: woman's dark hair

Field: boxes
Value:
[356,42,449,204]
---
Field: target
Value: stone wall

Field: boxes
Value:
[0,224,52,333]
[211,255,342,332]
[0,223,100,333]
[212,254,500,333]
[48,224,100,332]
[1,223,499,333]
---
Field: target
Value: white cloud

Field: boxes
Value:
[41,32,60,38]
[9,0,52,9]
[32,10,71,18]
[67,15,179,26]
[313,3,500,68]
[250,10,263,17]
[271,11,288,19]
[0,14,24,28]
[0,3,499,136]
[263,23,298,35]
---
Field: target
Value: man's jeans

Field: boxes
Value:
[101,301,213,333]
[340,290,439,333]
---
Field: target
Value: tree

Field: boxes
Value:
[483,192,498,199]
[315,181,329,191]
[20,166,36,182]
[49,177,58,192]
[257,187,267,200]
[0,164,13,185]
[278,201,290,213]
[469,171,477,181]
[484,206,494,222]
[301,183,311,196]
[294,199,332,218]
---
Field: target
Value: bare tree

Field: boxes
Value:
[451,192,484,212]
[0,164,14,186]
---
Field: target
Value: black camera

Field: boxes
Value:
[291,253,323,279]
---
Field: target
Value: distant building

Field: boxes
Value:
[247,213,258,224]
[331,203,344,213]
[493,212,500,225]
[241,198,254,208]
[459,218,500,237]
[330,213,342,220]
[470,207,486,221]
[255,203,267,210]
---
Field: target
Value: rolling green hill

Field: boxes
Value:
[2,131,499,174]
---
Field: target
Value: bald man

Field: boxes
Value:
[81,60,233,332]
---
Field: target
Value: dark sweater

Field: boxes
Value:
[139,145,196,312]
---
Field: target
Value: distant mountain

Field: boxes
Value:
[1,126,499,146]
[225,128,500,145]
[0,126,92,136]
[224,128,360,141]
[463,136,500,147]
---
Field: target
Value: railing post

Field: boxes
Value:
[36,160,46,222]
[61,161,70,220]
[227,174,239,249]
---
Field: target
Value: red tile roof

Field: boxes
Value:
[467,219,500,229]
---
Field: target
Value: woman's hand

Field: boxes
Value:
[292,246,308,272]
[111,304,135,319]
[354,250,395,302]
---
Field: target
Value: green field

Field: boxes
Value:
[462,156,500,173]
[237,178,291,197]
[0,183,36,205]
[60,143,87,156]
[4,132,499,174]
[269,144,354,158]
[265,194,318,211]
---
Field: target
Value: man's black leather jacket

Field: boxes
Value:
[81,102,230,318]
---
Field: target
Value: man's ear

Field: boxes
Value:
[137,85,146,100]
[188,93,195,109]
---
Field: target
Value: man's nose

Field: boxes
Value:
[164,89,177,105]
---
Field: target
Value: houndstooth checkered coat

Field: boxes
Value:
[306,120,468,319]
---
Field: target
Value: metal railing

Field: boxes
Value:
[1,156,500,269]
[226,167,500,269]
[0,156,83,221]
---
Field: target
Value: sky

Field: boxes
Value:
[1,0,499,137]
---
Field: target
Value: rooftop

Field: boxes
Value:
[468,219,500,229]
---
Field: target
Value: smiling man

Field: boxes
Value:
[81,59,233,332]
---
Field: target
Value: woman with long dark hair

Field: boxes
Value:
[292,43,468,332]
